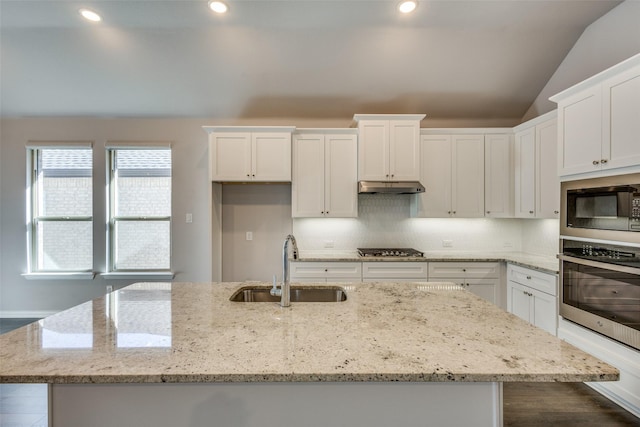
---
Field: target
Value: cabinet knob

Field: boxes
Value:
[391,174,395,178]
[529,210,534,214]
[448,211,451,214]
[486,211,490,214]
[252,174,255,177]
[593,160,600,165]
[601,159,608,164]
[453,211,456,214]
[324,269,328,272]
[462,268,466,272]
[526,276,532,280]
[326,211,329,214]
[554,210,559,214]
[321,211,324,214]
[247,174,250,177]
[386,174,389,178]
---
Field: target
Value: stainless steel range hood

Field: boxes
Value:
[358,181,425,194]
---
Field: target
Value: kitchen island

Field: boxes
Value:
[0,281,618,426]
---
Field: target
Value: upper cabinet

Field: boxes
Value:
[292,130,358,218]
[204,126,295,182]
[412,132,486,218]
[484,134,513,218]
[551,54,640,177]
[514,113,559,219]
[353,114,425,181]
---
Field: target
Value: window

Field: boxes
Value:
[107,147,172,272]
[27,145,93,273]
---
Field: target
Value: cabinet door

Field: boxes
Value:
[209,132,251,181]
[464,279,499,305]
[358,120,389,181]
[484,134,513,218]
[292,134,325,217]
[531,288,557,336]
[507,281,532,323]
[536,119,560,219]
[557,86,603,175]
[325,134,358,218]
[452,135,485,217]
[389,120,421,181]
[252,132,292,181]
[603,65,640,170]
[514,128,536,217]
[413,135,452,217]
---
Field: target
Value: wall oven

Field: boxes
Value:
[560,173,640,351]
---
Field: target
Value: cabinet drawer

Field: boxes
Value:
[362,262,428,280]
[290,262,362,280]
[428,262,500,279]
[507,264,557,296]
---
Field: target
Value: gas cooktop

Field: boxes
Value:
[357,248,424,258]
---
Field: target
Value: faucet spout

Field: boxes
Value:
[279,234,298,307]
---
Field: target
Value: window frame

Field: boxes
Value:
[25,142,95,278]
[105,143,173,274]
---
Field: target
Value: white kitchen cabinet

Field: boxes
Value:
[514,113,559,219]
[551,54,640,176]
[484,133,513,218]
[412,133,485,218]
[353,114,425,181]
[428,262,501,306]
[362,262,428,282]
[292,130,358,218]
[506,264,557,336]
[204,126,295,182]
[290,262,362,283]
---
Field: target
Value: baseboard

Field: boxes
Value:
[0,310,57,319]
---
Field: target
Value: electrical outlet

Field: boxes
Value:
[185,213,193,223]
[324,240,335,249]
[442,240,453,248]
[246,231,253,241]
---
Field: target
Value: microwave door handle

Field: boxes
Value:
[558,254,640,276]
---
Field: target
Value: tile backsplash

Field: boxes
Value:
[293,194,559,256]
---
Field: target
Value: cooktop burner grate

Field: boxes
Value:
[357,248,424,258]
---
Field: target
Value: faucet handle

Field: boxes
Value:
[270,274,281,296]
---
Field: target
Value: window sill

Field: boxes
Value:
[101,272,175,280]
[23,272,96,280]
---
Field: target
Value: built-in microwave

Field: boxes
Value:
[561,173,640,244]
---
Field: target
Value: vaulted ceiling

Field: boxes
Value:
[0,0,622,123]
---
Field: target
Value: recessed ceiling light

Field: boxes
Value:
[208,1,229,14]
[79,8,102,22]
[398,1,418,14]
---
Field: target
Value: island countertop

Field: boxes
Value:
[0,281,617,384]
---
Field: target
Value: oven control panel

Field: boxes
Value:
[632,193,640,230]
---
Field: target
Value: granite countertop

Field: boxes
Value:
[0,281,617,384]
[295,250,560,274]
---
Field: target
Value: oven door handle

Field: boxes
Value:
[558,254,640,275]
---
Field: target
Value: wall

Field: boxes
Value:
[522,0,640,121]
[0,118,212,316]
[221,184,292,282]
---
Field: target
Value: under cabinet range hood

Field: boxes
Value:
[358,181,425,194]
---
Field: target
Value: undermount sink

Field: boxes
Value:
[230,286,347,303]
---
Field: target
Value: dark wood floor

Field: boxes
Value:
[503,382,639,426]
[1,319,639,426]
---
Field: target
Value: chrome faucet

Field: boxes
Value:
[270,234,298,307]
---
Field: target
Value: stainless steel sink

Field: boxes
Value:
[230,286,347,302]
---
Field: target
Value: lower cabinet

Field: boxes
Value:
[506,264,558,336]
[290,262,362,283]
[428,262,501,306]
[362,262,429,282]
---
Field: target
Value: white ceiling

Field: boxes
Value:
[0,0,623,122]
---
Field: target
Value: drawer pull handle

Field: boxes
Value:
[593,160,600,165]
[526,275,531,280]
